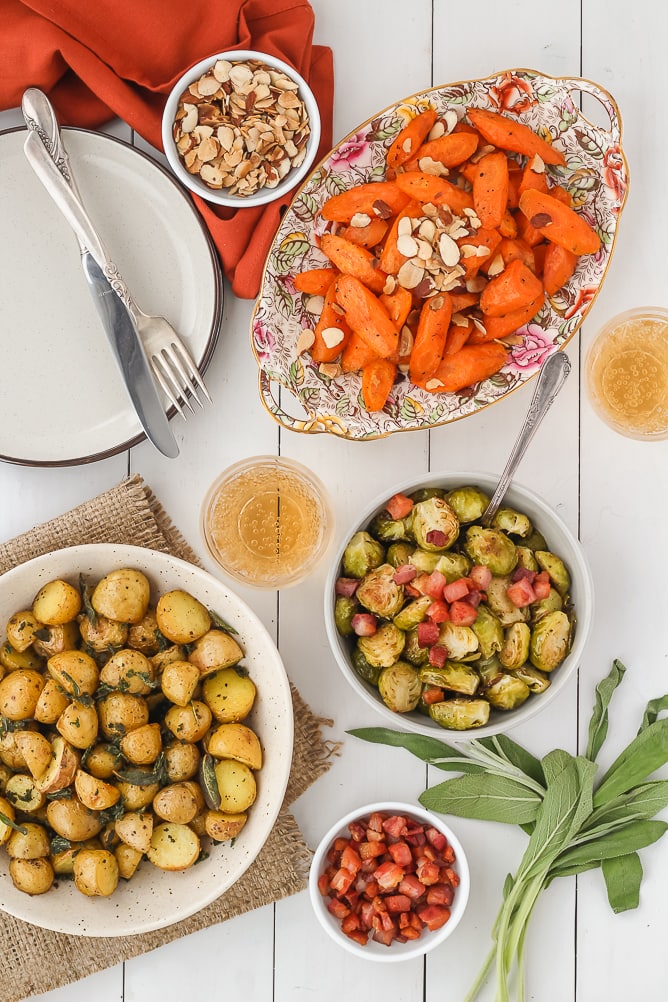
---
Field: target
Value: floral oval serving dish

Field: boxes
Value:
[252,68,628,440]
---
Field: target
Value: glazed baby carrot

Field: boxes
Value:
[542,243,578,295]
[467,107,567,166]
[444,319,473,356]
[380,286,413,330]
[469,291,545,342]
[338,217,389,249]
[409,293,453,383]
[403,130,479,169]
[386,108,439,171]
[377,200,422,274]
[480,258,544,317]
[341,332,381,373]
[311,284,352,363]
[293,267,339,295]
[422,342,509,393]
[449,291,479,313]
[321,182,409,222]
[496,237,536,272]
[518,160,550,197]
[361,357,397,411]
[518,188,601,255]
[393,171,474,214]
[472,150,509,229]
[335,274,399,358]
[319,233,387,294]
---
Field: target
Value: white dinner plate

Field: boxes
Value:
[0,128,223,466]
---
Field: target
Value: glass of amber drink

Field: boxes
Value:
[202,456,334,588]
[585,307,668,439]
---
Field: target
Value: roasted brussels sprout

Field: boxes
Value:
[484,673,531,710]
[510,664,551,694]
[471,605,504,659]
[386,542,414,568]
[429,698,490,730]
[437,622,480,661]
[356,565,405,619]
[486,576,529,626]
[369,512,412,543]
[334,597,358,637]
[535,551,571,597]
[352,648,381,686]
[411,497,459,552]
[477,655,505,686]
[529,610,572,672]
[515,546,539,572]
[499,622,531,670]
[418,661,480,695]
[392,596,431,632]
[445,486,490,523]
[409,487,445,503]
[342,531,385,579]
[523,528,548,551]
[402,628,429,666]
[357,622,406,668]
[409,549,442,573]
[492,508,532,538]
[378,662,422,713]
[464,526,518,576]
[434,552,472,582]
[531,587,563,623]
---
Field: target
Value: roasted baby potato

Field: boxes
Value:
[91,568,151,624]
[32,579,82,626]
[202,668,256,723]
[156,590,211,644]
[147,822,200,871]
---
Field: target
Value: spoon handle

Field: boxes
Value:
[482,351,572,526]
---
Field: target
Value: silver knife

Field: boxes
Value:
[22,127,179,459]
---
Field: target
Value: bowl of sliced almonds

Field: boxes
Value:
[162,48,321,207]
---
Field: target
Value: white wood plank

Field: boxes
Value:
[27,966,122,1002]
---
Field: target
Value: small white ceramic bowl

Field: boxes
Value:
[324,471,594,740]
[308,800,470,961]
[0,543,293,936]
[161,48,321,207]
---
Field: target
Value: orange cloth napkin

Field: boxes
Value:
[0,0,334,298]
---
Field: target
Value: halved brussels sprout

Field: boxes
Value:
[342,532,385,579]
[369,512,412,543]
[499,622,531,670]
[356,565,405,619]
[477,655,505,686]
[471,605,504,659]
[531,587,563,623]
[510,664,551,694]
[411,498,460,552]
[437,622,480,661]
[393,596,432,632]
[357,622,406,668]
[535,551,571,597]
[529,610,572,672]
[409,549,442,573]
[485,673,531,710]
[409,487,445,503]
[386,542,414,568]
[429,698,490,730]
[378,662,422,713]
[419,661,480,695]
[445,486,490,523]
[352,648,381,686]
[515,546,539,572]
[334,597,358,637]
[523,528,548,551]
[402,628,429,666]
[486,576,529,626]
[434,552,472,582]
[464,526,518,576]
[492,508,532,538]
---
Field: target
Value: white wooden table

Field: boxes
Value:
[2,1,667,998]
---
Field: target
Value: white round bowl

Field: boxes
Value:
[161,48,321,207]
[324,471,594,740]
[308,800,469,961]
[0,543,293,936]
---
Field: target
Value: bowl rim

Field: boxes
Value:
[324,471,594,740]
[308,799,470,962]
[161,47,322,208]
[0,542,294,936]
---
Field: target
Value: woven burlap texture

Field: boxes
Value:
[0,475,338,1002]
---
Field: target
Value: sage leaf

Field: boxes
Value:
[593,718,668,807]
[638,694,668,734]
[478,734,545,788]
[348,727,484,774]
[552,820,668,871]
[585,780,668,830]
[586,659,626,762]
[420,773,542,824]
[602,852,643,913]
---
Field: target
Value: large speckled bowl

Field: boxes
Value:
[0,544,293,936]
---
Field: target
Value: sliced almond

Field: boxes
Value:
[319,362,342,379]
[397,260,425,290]
[428,120,446,140]
[296,329,316,354]
[530,154,546,173]
[425,378,445,391]
[321,327,345,349]
[397,233,419,258]
[438,232,461,267]
[487,254,505,277]
[350,212,372,227]
[443,110,459,134]
[397,216,413,238]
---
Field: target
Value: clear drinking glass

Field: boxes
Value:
[584,307,668,440]
[201,456,334,588]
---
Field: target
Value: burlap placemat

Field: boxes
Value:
[0,475,339,1002]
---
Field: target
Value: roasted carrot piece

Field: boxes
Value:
[449,291,479,313]
[335,274,399,358]
[421,342,509,392]
[472,151,509,229]
[341,332,381,372]
[518,189,601,255]
[507,164,523,209]
[469,291,545,342]
[393,172,474,214]
[361,358,397,411]
[409,293,453,383]
[321,182,409,223]
[479,258,544,317]
[519,161,550,197]
[377,200,422,275]
[497,237,536,272]
[404,131,479,170]
[294,267,339,295]
[311,284,352,363]
[549,184,574,207]
[498,208,518,239]
[542,243,578,295]
[338,217,389,249]
[320,233,387,294]
[467,107,566,166]
[516,210,544,248]
[380,286,413,330]
[532,242,548,277]
[386,109,439,171]
[444,319,473,355]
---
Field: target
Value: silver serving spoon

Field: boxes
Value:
[481,351,572,526]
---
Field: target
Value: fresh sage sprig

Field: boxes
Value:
[349,660,668,1001]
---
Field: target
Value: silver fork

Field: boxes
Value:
[21,88,211,418]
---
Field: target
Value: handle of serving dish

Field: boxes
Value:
[560,76,622,146]
[258,370,350,437]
